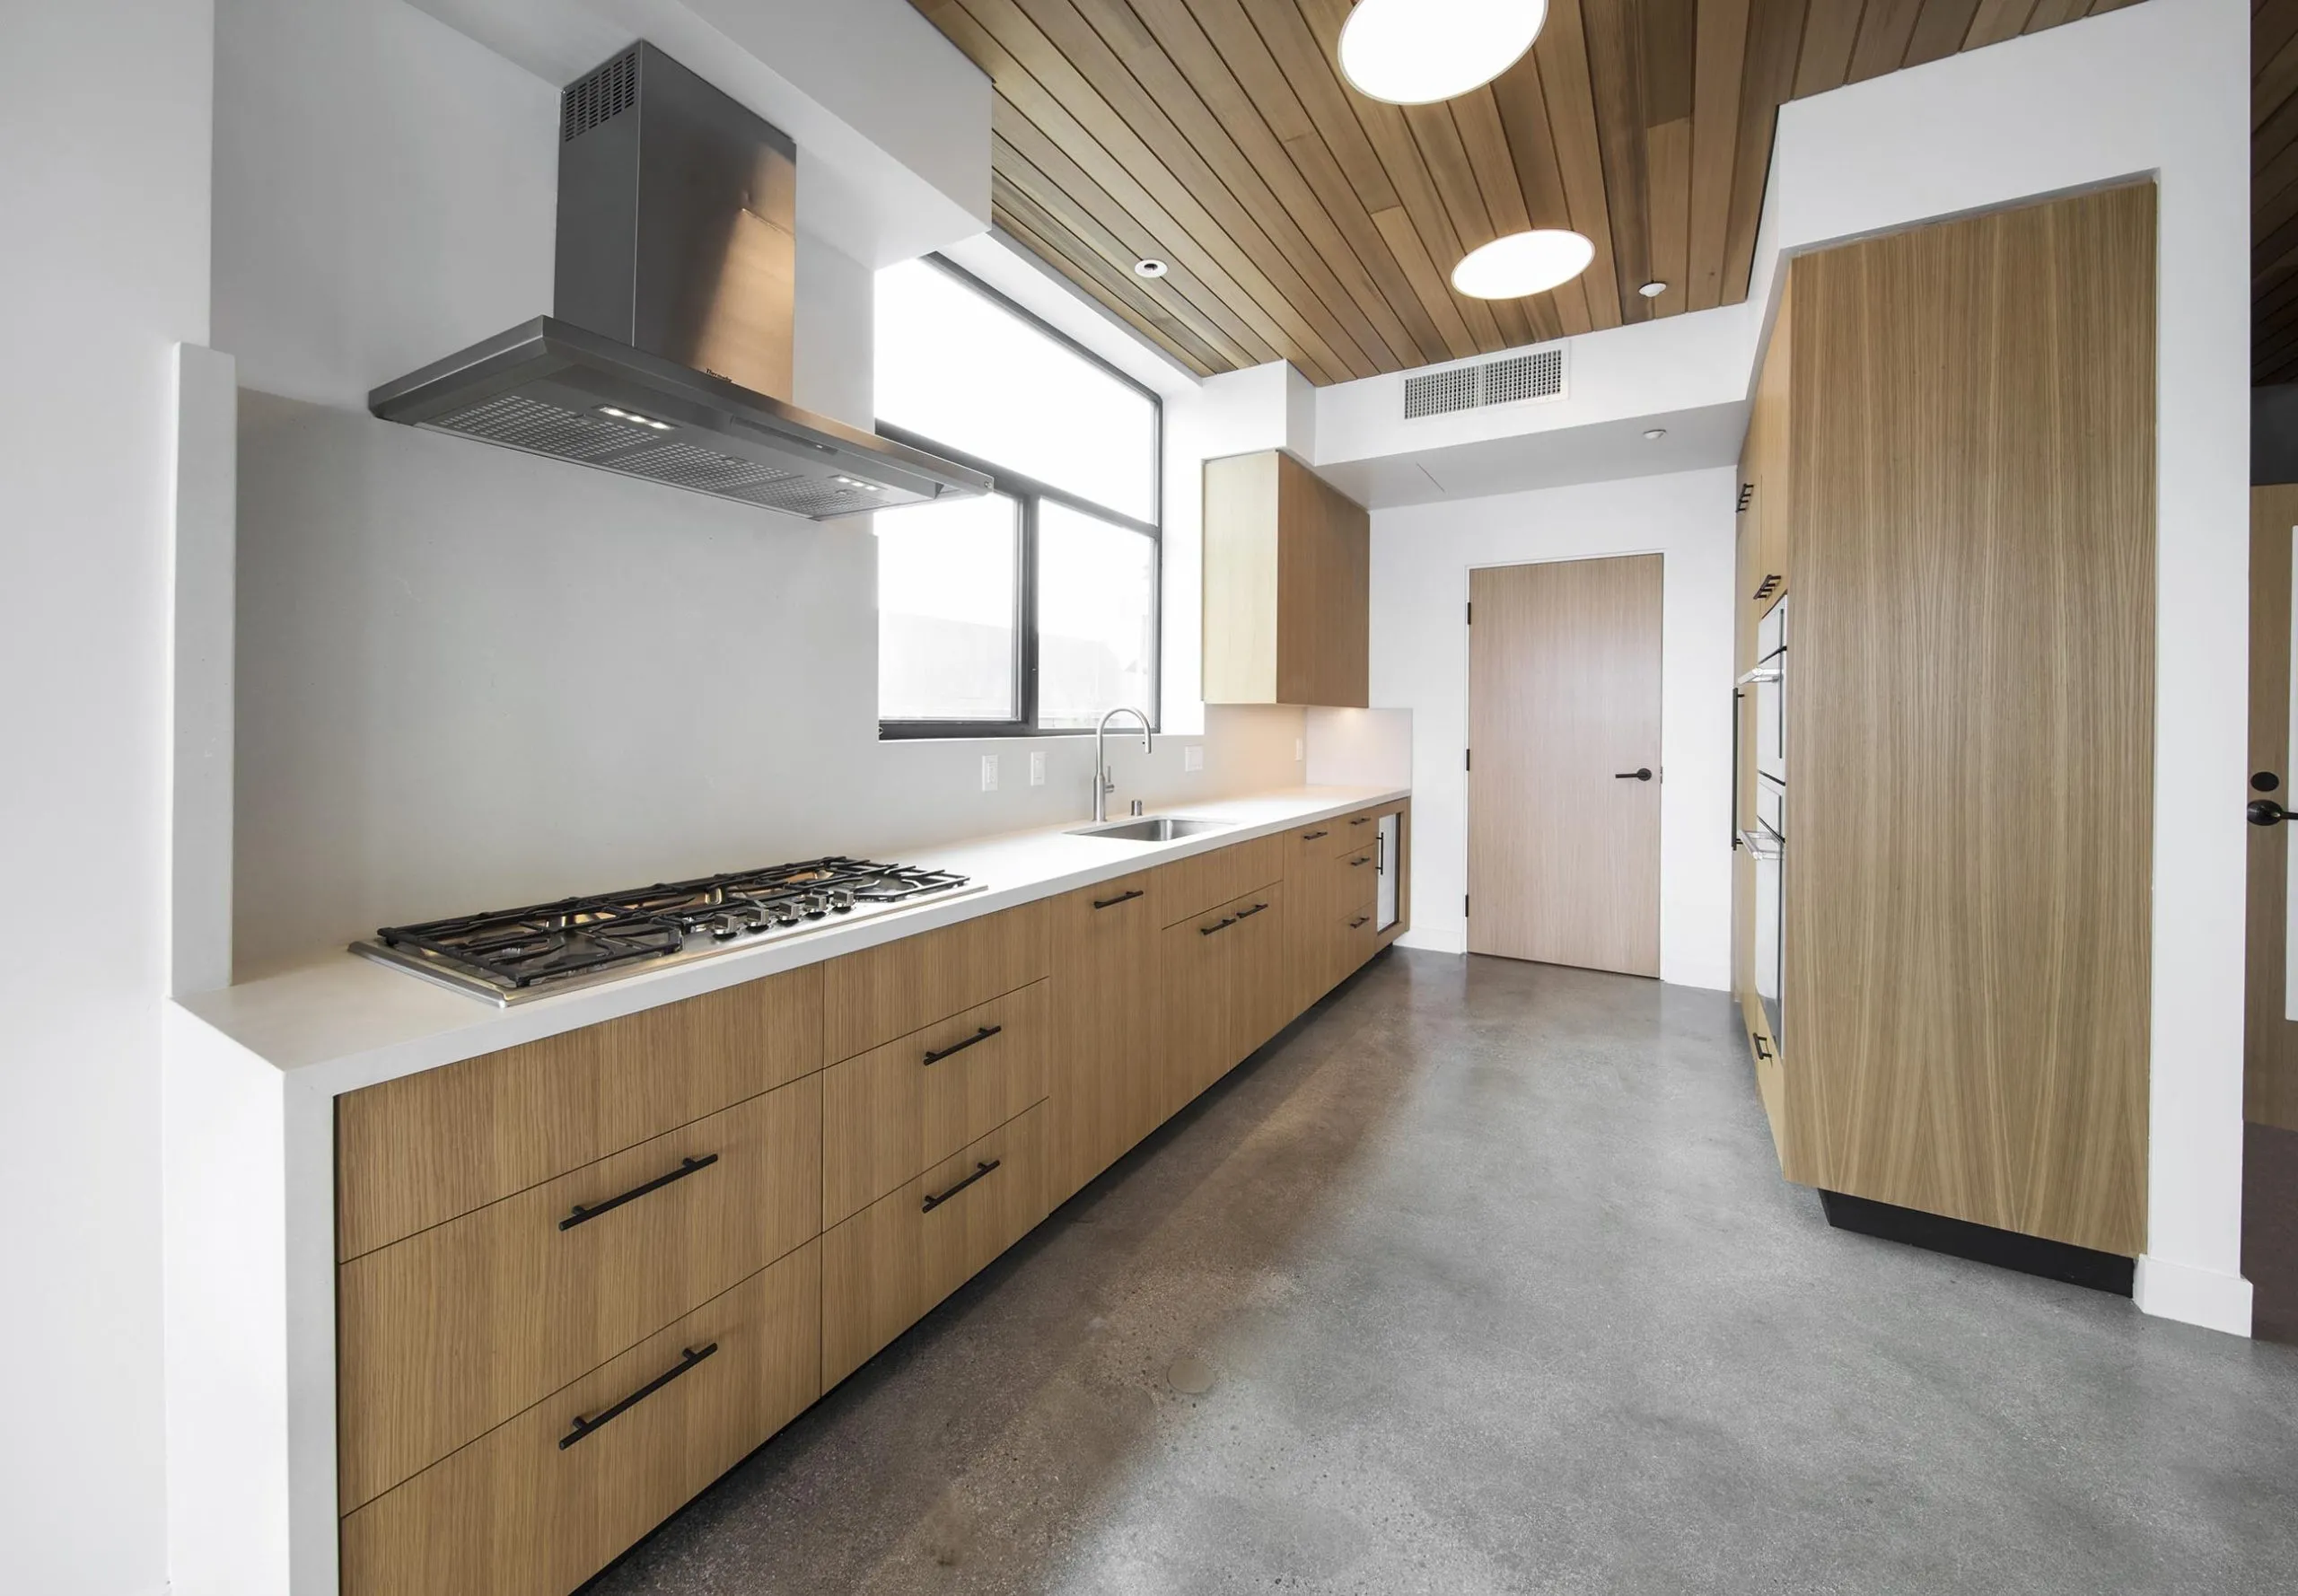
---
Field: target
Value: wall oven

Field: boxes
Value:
[1739,599,1787,1042]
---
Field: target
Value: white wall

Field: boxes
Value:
[0,1,215,1592]
[1747,0,2252,1337]
[1372,469,1737,990]
[215,0,1305,976]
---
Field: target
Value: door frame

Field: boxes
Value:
[1461,549,1668,973]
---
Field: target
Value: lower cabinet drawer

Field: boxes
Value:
[1339,900,1379,978]
[820,1101,1050,1388]
[820,981,1048,1228]
[339,1239,822,1596]
[337,1074,822,1513]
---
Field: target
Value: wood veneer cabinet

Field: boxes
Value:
[1746,184,2156,1258]
[1047,872,1163,1204]
[335,811,1408,1596]
[1202,451,1370,707]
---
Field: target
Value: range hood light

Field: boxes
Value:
[599,405,673,432]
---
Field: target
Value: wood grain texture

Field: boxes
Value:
[1783,183,2155,1256]
[336,967,822,1262]
[2258,2,2298,382]
[2250,486,2298,1132]
[820,1103,1050,1387]
[822,900,1049,1063]
[1150,829,1285,928]
[821,980,1049,1227]
[1159,882,1287,1114]
[339,1240,821,1596]
[1046,873,1165,1202]
[337,1074,820,1514]
[910,0,2120,381]
[1202,451,1368,709]
[1467,556,1665,977]
[1276,455,1372,708]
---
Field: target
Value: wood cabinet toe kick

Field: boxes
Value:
[330,805,1408,1596]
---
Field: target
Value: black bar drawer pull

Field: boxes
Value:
[1199,916,1237,936]
[1350,816,1372,826]
[1753,1033,1774,1061]
[1233,901,1269,920]
[923,1024,1002,1066]
[1348,855,1371,867]
[1092,888,1145,910]
[561,1153,719,1232]
[1349,916,1371,930]
[560,1342,717,1450]
[922,1158,1002,1213]
[1301,829,1329,840]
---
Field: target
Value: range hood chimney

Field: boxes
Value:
[369,43,988,518]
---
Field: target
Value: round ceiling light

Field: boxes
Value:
[1644,428,1668,441]
[1134,258,1169,279]
[1339,0,1549,105]
[1451,229,1595,299]
[1639,280,1668,299]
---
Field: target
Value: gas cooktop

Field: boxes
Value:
[351,856,981,1005]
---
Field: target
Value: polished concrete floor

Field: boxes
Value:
[587,951,2298,1595]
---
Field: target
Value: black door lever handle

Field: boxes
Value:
[2251,799,2290,828]
[1615,767,1653,782]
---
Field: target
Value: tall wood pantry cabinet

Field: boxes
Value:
[1732,182,2155,1262]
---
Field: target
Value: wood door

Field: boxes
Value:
[1160,905,1235,1116]
[2247,485,2298,1341]
[1785,184,2153,1256]
[1047,873,1162,1203]
[1224,882,1288,1062]
[1467,555,1664,975]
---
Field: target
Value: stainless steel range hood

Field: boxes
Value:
[369,43,988,519]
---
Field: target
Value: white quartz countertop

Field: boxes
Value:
[178,785,1408,1096]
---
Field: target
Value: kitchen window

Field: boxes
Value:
[873,256,1161,737]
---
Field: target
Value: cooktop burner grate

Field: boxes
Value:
[356,856,976,1004]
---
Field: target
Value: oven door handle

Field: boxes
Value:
[1738,828,1783,864]
[1736,666,1783,686]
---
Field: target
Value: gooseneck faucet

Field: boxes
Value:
[1093,706,1153,822]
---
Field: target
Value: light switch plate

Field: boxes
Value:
[1029,750,1046,786]
[1294,738,1304,762]
[981,753,999,793]
[1184,745,1204,772]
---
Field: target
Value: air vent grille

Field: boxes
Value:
[614,441,800,495]
[562,48,639,142]
[1402,344,1568,418]
[1481,347,1564,406]
[1402,366,1478,420]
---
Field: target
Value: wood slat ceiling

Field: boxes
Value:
[913,0,2144,384]
[2259,0,2298,384]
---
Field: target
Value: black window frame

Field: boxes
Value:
[875,256,1162,741]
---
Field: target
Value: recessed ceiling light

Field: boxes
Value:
[1340,0,1549,105]
[1134,258,1169,279]
[1639,281,1668,298]
[1644,428,1668,441]
[1451,230,1595,299]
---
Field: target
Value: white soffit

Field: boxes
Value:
[1316,403,1749,510]
[404,0,990,267]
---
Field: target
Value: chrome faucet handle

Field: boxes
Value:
[1130,800,1144,817]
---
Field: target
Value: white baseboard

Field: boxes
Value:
[2134,1254,2253,1337]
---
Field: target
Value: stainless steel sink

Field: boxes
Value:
[1066,816,1235,843]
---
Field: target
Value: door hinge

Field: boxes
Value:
[1463,894,1470,916]
[1465,748,1471,771]
[1465,601,1472,624]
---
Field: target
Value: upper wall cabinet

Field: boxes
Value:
[1203,451,1370,708]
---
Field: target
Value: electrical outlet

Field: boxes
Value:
[1294,738,1304,762]
[981,753,999,793]
[1184,744,1204,773]
[1029,750,1046,786]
